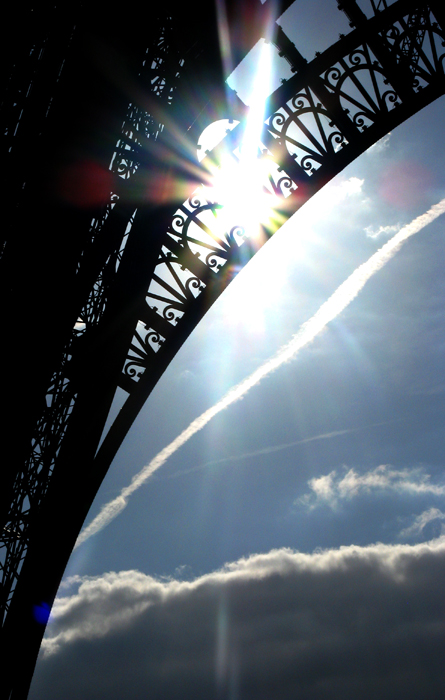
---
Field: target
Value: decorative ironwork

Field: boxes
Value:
[267,87,349,172]
[113,0,445,400]
[1,7,188,627]
[2,2,445,698]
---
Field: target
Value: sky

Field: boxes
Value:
[29,2,445,699]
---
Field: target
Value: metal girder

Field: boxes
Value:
[96,0,445,476]
[1,1,445,698]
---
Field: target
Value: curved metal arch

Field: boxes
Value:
[96,0,445,477]
[2,1,445,698]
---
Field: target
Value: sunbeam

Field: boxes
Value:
[74,197,445,548]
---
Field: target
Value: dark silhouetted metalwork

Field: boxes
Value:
[1,1,445,697]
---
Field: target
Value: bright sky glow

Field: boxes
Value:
[201,40,279,243]
[75,197,445,548]
[30,3,445,695]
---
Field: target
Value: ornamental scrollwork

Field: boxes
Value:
[162,303,183,325]
[123,323,166,382]
[168,195,231,268]
[146,245,208,322]
[118,4,445,395]
[5,0,445,639]
[266,87,347,174]
[323,47,399,130]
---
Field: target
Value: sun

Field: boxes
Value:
[197,40,281,245]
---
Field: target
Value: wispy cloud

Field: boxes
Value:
[365,223,401,239]
[302,176,364,214]
[164,429,354,480]
[335,176,364,197]
[76,198,445,548]
[368,132,391,153]
[400,507,445,539]
[301,465,445,509]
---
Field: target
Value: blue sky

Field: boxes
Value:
[29,3,445,698]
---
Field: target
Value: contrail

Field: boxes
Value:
[75,198,445,548]
[164,419,398,480]
[164,429,354,480]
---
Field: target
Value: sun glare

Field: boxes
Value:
[198,40,279,244]
[210,153,277,240]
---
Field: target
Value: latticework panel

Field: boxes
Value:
[1,2,445,698]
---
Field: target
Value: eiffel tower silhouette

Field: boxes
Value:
[1,1,445,697]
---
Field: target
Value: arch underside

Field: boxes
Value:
[1,1,445,696]
[97,0,445,473]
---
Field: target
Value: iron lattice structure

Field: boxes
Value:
[1,1,445,697]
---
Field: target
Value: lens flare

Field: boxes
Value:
[209,153,277,241]
[200,40,279,243]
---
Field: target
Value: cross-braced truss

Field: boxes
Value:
[1,1,445,698]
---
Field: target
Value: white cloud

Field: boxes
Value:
[368,132,391,153]
[400,507,445,539]
[31,539,445,700]
[302,176,364,215]
[364,223,402,239]
[301,465,445,509]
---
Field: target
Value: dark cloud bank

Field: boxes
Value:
[30,539,445,700]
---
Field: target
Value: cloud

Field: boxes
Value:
[31,539,445,700]
[301,465,445,509]
[76,197,445,547]
[301,176,364,215]
[367,132,391,153]
[400,507,445,539]
[364,223,401,239]
[337,175,364,196]
[165,428,354,480]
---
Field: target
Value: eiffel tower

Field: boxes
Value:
[2,1,445,698]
